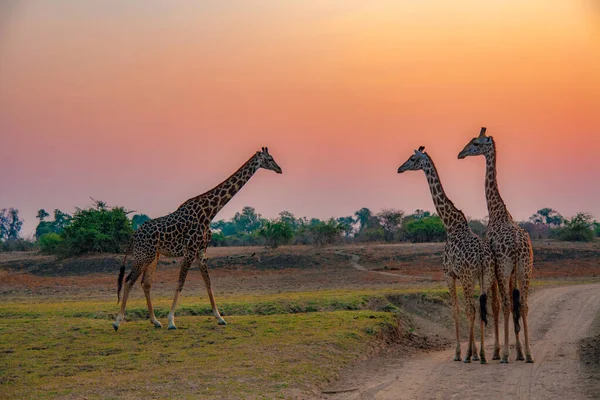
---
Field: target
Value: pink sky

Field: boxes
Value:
[1,1,599,236]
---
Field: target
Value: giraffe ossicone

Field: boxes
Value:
[112,147,282,331]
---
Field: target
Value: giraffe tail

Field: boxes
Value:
[513,288,521,333]
[478,272,488,326]
[117,254,127,304]
[479,293,488,326]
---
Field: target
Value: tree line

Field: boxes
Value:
[0,203,598,256]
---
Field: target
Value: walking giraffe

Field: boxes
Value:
[398,146,500,363]
[458,127,534,363]
[113,147,282,331]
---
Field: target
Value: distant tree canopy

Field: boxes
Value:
[35,209,72,239]
[529,208,564,227]
[0,208,23,241]
[131,214,151,231]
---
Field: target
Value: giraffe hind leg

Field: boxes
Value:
[510,272,525,361]
[113,260,146,331]
[141,254,162,328]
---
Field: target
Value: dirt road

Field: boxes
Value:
[324,283,600,400]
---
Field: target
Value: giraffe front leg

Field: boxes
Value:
[446,275,461,361]
[141,256,162,328]
[167,255,193,330]
[199,250,226,325]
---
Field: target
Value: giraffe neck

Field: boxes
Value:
[484,139,512,224]
[422,156,469,232]
[183,154,260,221]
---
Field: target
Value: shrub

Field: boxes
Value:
[57,201,133,257]
[556,213,595,242]
[258,220,293,248]
[309,219,343,245]
[404,216,446,243]
[0,238,36,252]
[356,227,385,242]
[38,233,64,254]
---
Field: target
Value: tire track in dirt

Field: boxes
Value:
[323,283,600,400]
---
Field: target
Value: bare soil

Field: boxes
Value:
[323,283,600,400]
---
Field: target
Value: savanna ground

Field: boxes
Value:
[1,240,600,399]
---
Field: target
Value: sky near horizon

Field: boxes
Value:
[1,0,599,237]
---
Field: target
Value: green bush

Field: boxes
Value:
[309,219,343,245]
[404,216,446,243]
[0,238,36,252]
[557,213,595,242]
[55,201,133,257]
[259,220,293,248]
[38,233,64,254]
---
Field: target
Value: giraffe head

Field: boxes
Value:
[256,147,283,174]
[398,146,430,173]
[457,127,493,159]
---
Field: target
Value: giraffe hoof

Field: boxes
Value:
[112,323,119,332]
[480,358,487,365]
[492,353,501,360]
[526,355,534,363]
[168,325,177,330]
[153,322,163,329]
[218,319,227,326]
[463,357,471,363]
[500,358,509,364]
[472,354,480,362]
[516,354,525,361]
[453,355,461,361]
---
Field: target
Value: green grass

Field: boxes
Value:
[0,287,449,321]
[0,290,411,399]
[1,278,594,399]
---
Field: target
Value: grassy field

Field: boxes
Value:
[0,293,404,399]
[1,240,599,398]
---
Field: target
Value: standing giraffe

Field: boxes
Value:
[113,147,282,331]
[458,127,534,363]
[398,146,499,363]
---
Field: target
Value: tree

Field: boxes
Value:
[232,206,262,234]
[378,209,404,242]
[557,212,595,242]
[131,214,151,231]
[309,219,343,245]
[336,216,356,238]
[529,208,564,227]
[258,220,294,248]
[52,209,72,232]
[211,219,237,236]
[278,211,299,231]
[0,208,23,241]
[36,209,50,222]
[468,218,487,238]
[354,207,372,231]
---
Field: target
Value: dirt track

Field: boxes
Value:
[324,283,600,400]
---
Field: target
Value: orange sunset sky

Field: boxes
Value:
[1,1,599,236]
